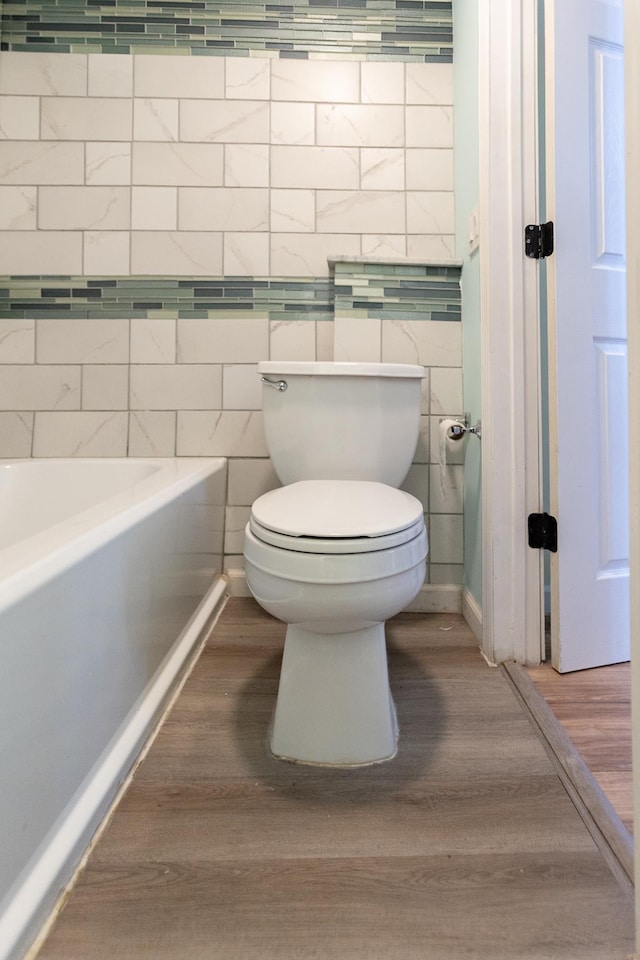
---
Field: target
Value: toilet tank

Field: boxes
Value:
[258,361,426,487]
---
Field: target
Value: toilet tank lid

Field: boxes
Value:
[257,361,426,379]
[251,480,424,538]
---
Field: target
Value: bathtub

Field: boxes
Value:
[0,458,227,960]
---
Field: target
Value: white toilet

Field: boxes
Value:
[243,361,428,766]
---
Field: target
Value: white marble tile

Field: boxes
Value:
[37,318,130,364]
[317,190,405,233]
[270,102,315,145]
[179,187,268,231]
[428,513,464,564]
[406,63,454,106]
[0,186,37,229]
[134,98,179,141]
[0,412,33,457]
[361,62,404,105]
[360,149,405,190]
[41,98,132,141]
[131,317,176,363]
[82,364,129,410]
[225,144,269,187]
[132,142,223,186]
[0,96,39,139]
[224,232,269,276]
[85,142,132,185]
[0,142,84,184]
[407,234,456,260]
[130,363,222,410]
[414,413,430,464]
[180,100,269,143]
[135,54,224,100]
[406,148,454,191]
[334,316,381,362]
[131,231,223,275]
[225,57,270,100]
[227,457,279,506]
[429,462,464,514]
[271,233,360,277]
[431,367,463,415]
[83,232,130,275]
[316,320,334,361]
[177,318,269,363]
[33,411,128,457]
[0,52,87,96]
[271,60,359,103]
[88,54,133,97]
[177,410,268,457]
[429,563,464,585]
[361,234,407,258]
[39,186,130,230]
[269,319,316,360]
[400,463,429,511]
[132,186,177,230]
[0,231,82,273]
[224,505,252,554]
[0,319,35,363]
[222,363,262,409]
[407,191,455,235]
[317,105,404,147]
[271,145,359,190]
[0,365,80,410]
[406,105,454,148]
[128,410,177,457]
[270,189,315,233]
[382,319,462,367]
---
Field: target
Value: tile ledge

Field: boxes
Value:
[328,256,463,268]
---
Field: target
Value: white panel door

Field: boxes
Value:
[546,0,629,671]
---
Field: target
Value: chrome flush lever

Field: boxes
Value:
[261,376,288,392]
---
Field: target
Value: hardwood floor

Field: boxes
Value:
[526,662,633,834]
[36,600,634,960]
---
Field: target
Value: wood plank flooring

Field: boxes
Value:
[36,600,634,960]
[526,662,633,834]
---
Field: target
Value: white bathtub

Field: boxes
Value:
[0,458,227,960]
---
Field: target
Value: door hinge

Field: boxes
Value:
[524,221,554,259]
[528,513,558,552]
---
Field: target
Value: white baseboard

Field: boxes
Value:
[462,587,483,643]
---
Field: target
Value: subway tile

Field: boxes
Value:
[270,189,315,233]
[222,364,262,410]
[316,320,333,362]
[37,318,130,364]
[225,57,270,101]
[382,319,462,367]
[132,142,223,186]
[177,410,268,457]
[177,318,269,363]
[317,191,405,234]
[334,316,381,363]
[269,319,316,361]
[134,99,179,142]
[131,231,223,275]
[179,188,268,231]
[270,102,315,146]
[407,234,456,260]
[271,233,360,277]
[227,457,279,507]
[0,52,87,97]
[85,143,132,186]
[134,55,224,100]
[224,233,269,276]
[0,96,39,140]
[180,100,269,144]
[0,142,84,185]
[429,563,464,585]
[224,505,251,555]
[130,364,222,411]
[428,513,464,565]
[0,186,37,230]
[88,54,133,98]
[82,364,129,410]
[317,105,404,148]
[360,149,405,191]
[414,413,430,464]
[83,232,130,275]
[361,62,404,105]
[407,191,455,236]
[33,411,128,457]
[431,367,463,416]
[132,187,178,230]
[271,146,359,190]
[406,149,454,191]
[0,231,82,273]
[41,98,132,141]
[0,412,33,457]
[128,410,176,457]
[130,318,176,364]
[406,106,454,149]
[429,463,464,514]
[39,186,130,230]
[361,234,407,258]
[400,463,429,512]
[406,63,454,106]
[271,60,359,104]
[0,365,80,411]
[0,319,35,364]
[225,144,269,187]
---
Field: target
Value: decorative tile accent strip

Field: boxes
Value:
[0,1,453,61]
[334,261,461,322]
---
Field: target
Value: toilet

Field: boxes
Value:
[243,361,428,766]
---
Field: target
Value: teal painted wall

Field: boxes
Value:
[453,0,482,607]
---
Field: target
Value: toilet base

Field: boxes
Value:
[269,622,398,766]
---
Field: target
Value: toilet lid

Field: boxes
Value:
[250,481,424,552]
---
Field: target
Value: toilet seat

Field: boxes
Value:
[250,480,424,555]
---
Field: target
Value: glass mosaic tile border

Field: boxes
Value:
[0,268,461,320]
[0,1,453,61]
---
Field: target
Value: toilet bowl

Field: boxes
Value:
[245,479,428,765]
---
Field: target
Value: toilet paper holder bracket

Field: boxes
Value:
[441,414,482,441]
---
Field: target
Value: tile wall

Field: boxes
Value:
[0,47,464,590]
